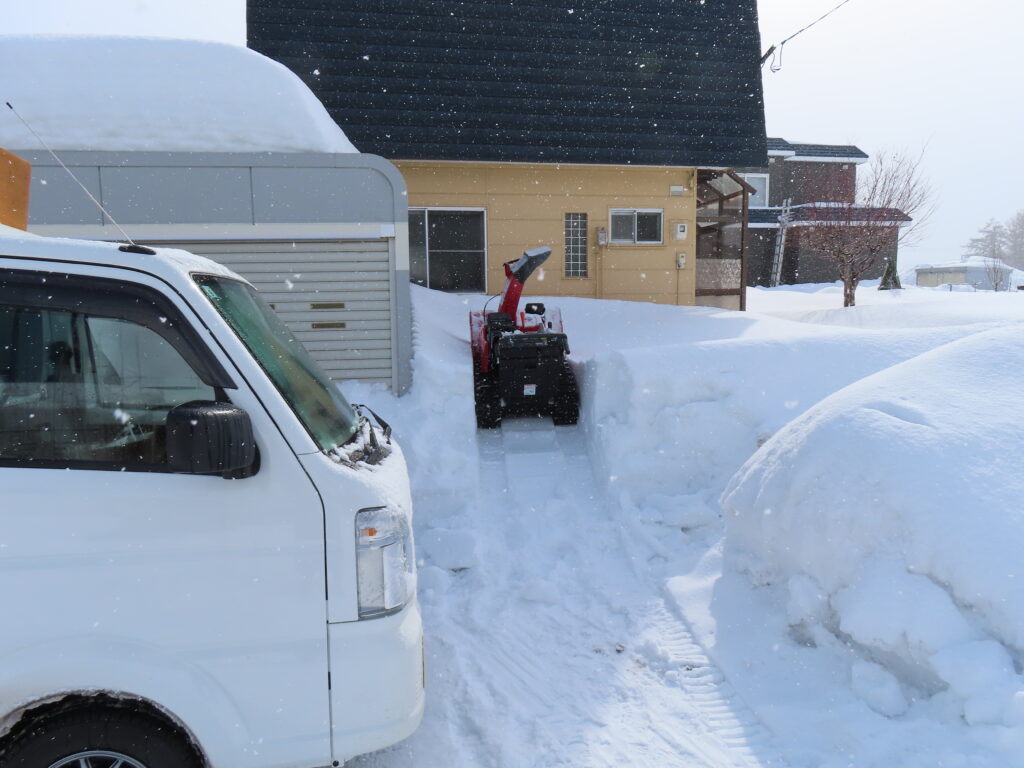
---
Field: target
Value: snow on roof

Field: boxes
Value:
[0,223,36,240]
[0,222,237,283]
[0,35,357,154]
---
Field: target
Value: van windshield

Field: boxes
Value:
[194,275,360,451]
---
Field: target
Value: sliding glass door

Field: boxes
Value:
[409,209,487,292]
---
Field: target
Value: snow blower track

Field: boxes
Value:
[354,416,786,767]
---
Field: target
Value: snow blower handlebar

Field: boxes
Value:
[497,247,551,317]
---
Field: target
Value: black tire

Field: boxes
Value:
[1,705,203,768]
[473,363,502,429]
[551,360,579,426]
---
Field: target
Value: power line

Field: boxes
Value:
[762,0,855,72]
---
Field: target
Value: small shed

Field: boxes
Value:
[915,258,1014,292]
[0,36,412,392]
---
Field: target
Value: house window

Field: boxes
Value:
[610,209,663,244]
[409,208,487,292]
[740,173,770,208]
[564,213,588,278]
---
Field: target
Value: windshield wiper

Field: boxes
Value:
[351,403,392,465]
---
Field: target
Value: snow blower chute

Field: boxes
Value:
[469,247,579,429]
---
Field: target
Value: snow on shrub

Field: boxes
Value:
[723,327,1024,736]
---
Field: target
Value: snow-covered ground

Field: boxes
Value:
[345,281,1024,767]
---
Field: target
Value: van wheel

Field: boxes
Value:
[1,705,202,768]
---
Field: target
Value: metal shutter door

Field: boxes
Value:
[173,240,394,386]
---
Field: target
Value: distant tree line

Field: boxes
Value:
[962,211,1024,269]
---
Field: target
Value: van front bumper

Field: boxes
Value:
[328,600,425,761]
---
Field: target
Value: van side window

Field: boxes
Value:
[0,284,220,471]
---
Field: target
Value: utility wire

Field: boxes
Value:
[762,0,855,72]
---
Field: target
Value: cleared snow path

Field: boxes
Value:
[354,414,786,767]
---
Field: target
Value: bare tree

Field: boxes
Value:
[797,151,933,307]
[985,257,1009,292]
[1004,210,1024,270]
[963,219,1008,263]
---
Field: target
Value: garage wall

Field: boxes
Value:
[16,150,412,393]
[177,240,395,385]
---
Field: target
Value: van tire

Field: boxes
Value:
[0,704,203,768]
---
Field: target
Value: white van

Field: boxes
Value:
[0,230,424,767]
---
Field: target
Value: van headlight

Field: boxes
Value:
[355,506,415,619]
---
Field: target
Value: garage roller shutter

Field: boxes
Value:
[168,240,394,386]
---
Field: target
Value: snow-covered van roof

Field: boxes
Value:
[0,224,238,284]
[0,35,356,153]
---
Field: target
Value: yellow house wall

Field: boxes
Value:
[0,149,31,231]
[395,161,698,305]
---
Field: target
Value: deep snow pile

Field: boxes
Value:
[344,281,1024,768]
[749,279,1024,329]
[724,328,1024,746]
[0,36,356,153]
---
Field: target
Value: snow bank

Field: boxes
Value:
[0,36,356,153]
[580,320,985,531]
[345,287,481,574]
[344,281,1024,767]
[749,281,1024,333]
[723,327,1024,753]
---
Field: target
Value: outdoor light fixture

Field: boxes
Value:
[596,226,608,247]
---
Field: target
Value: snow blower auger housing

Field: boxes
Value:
[470,247,579,429]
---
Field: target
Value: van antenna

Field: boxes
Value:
[4,101,154,255]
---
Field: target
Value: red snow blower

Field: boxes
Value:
[469,247,579,429]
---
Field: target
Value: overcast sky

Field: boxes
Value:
[5,0,1022,269]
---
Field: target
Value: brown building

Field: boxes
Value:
[248,0,768,310]
[737,138,905,286]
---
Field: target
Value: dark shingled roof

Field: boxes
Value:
[247,0,768,167]
[766,137,794,153]
[786,143,868,160]
[748,204,910,227]
[766,138,868,160]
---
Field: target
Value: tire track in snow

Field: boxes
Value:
[355,416,787,767]
[476,418,785,768]
[630,601,788,768]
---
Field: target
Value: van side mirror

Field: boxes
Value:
[166,401,258,478]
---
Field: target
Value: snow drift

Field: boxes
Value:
[346,282,1024,767]
[0,35,356,153]
[724,327,1024,743]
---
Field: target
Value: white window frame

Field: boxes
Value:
[563,212,589,278]
[739,173,770,208]
[409,206,489,293]
[609,208,664,245]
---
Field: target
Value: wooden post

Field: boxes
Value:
[0,149,31,230]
